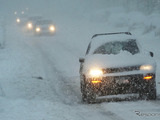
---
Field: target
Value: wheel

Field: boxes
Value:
[82,83,96,103]
[139,84,157,100]
[146,80,157,100]
[86,89,96,103]
[80,76,97,103]
[147,87,157,100]
[81,82,87,102]
[82,91,87,102]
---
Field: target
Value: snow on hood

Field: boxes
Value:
[84,51,156,71]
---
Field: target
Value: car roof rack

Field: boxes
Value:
[92,32,132,39]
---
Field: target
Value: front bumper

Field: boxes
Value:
[86,73,155,96]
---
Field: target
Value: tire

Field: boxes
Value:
[81,82,87,102]
[147,87,157,100]
[80,76,96,103]
[147,79,157,100]
[139,84,157,100]
[86,89,96,103]
[82,91,87,102]
[82,83,96,103]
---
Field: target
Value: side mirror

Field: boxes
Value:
[150,51,154,57]
[79,58,85,63]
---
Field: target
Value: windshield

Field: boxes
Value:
[93,39,139,55]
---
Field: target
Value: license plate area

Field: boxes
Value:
[114,76,130,85]
[101,75,142,95]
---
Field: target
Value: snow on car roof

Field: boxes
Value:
[89,34,137,54]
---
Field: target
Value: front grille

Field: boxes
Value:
[98,74,144,95]
[102,65,140,74]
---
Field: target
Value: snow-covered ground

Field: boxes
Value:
[0,0,160,120]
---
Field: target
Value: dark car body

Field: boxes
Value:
[79,32,157,103]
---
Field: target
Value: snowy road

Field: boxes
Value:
[1,22,159,120]
[0,0,160,119]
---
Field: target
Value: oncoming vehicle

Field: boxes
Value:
[34,20,56,36]
[79,32,157,103]
[25,16,43,32]
[15,10,28,26]
[16,15,28,26]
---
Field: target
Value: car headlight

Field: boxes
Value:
[89,68,103,77]
[21,11,24,14]
[16,18,20,23]
[36,27,41,32]
[49,25,55,32]
[140,65,153,71]
[27,22,33,29]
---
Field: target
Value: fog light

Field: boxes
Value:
[91,80,102,84]
[144,76,153,80]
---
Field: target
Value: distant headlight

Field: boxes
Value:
[36,27,41,32]
[16,18,20,23]
[140,65,153,71]
[27,22,33,29]
[49,25,55,32]
[89,68,103,77]
[21,11,24,14]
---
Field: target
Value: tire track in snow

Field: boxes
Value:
[88,104,124,120]
[34,42,81,105]
[34,44,64,102]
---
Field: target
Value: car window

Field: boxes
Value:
[93,39,139,55]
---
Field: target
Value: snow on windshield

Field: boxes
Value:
[88,34,138,55]
[93,39,139,55]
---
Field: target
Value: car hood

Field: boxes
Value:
[84,52,156,71]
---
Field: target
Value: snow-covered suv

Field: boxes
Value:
[79,32,156,103]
